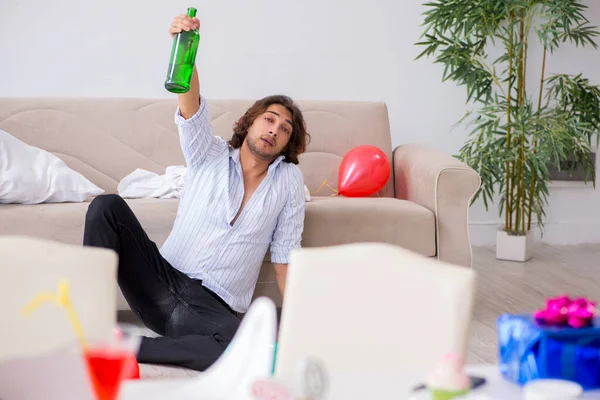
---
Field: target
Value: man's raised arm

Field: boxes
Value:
[178,66,200,119]
[169,14,220,168]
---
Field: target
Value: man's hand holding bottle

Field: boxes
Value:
[166,11,201,119]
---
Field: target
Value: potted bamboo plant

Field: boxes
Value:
[416,0,600,262]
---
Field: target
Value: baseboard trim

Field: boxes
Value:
[469,221,600,246]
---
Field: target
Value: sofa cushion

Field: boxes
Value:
[0,198,179,246]
[1,196,435,310]
[302,196,436,257]
[1,196,436,258]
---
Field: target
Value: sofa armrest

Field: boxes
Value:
[393,144,481,267]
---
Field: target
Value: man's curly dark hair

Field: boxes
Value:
[229,95,310,164]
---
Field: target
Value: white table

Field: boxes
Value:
[462,365,600,399]
[119,364,600,399]
[323,365,600,399]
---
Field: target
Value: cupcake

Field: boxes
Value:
[426,352,471,400]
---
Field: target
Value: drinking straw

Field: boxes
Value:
[22,279,88,349]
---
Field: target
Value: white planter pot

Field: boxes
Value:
[496,227,534,262]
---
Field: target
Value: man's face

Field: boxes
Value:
[245,104,293,161]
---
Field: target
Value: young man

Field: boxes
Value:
[83,13,309,371]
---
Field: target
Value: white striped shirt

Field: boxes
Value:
[159,97,305,313]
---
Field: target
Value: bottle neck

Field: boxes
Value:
[187,7,197,18]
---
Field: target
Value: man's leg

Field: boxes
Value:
[83,194,182,335]
[84,194,241,371]
[138,280,242,371]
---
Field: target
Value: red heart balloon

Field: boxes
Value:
[338,145,391,197]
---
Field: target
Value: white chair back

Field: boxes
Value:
[0,235,118,400]
[275,242,476,397]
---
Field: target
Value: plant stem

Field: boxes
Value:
[505,12,515,232]
[527,47,547,231]
[514,14,526,232]
[526,174,536,230]
[515,137,523,232]
[517,17,525,107]
[537,48,547,111]
[508,161,517,231]
[521,14,529,234]
[522,31,528,106]
[520,129,526,234]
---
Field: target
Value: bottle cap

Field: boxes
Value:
[523,379,583,400]
[187,7,197,18]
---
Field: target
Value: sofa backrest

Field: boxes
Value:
[0,97,394,197]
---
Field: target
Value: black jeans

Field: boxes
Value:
[83,194,241,371]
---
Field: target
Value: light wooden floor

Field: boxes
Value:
[122,243,600,378]
[467,243,600,364]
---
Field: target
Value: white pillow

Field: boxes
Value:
[0,129,104,204]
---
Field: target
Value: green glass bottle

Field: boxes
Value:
[165,7,200,93]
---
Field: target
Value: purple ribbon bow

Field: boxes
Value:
[534,296,597,328]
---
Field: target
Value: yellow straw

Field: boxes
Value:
[22,279,88,349]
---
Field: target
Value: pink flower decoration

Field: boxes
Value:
[534,296,596,328]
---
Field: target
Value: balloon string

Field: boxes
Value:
[311,179,339,197]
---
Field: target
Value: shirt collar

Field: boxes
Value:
[229,147,286,171]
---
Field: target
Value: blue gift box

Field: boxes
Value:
[497,313,600,389]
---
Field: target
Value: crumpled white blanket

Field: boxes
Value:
[118,166,312,201]
[118,166,187,199]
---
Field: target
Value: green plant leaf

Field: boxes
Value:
[416,0,600,233]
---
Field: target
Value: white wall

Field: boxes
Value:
[1,0,599,246]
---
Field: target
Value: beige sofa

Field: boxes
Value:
[0,97,480,309]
